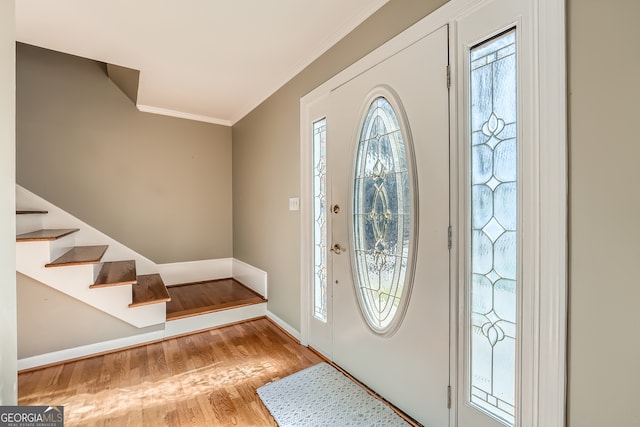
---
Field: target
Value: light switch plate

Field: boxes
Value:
[289,197,300,211]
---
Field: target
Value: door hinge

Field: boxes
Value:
[446,64,451,89]
[447,225,452,250]
[447,385,452,409]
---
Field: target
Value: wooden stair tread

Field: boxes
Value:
[129,274,171,307]
[45,245,108,267]
[91,260,137,288]
[165,279,267,321]
[16,210,48,215]
[17,228,79,242]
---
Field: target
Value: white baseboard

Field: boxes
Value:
[158,258,233,286]
[267,310,301,341]
[18,303,270,370]
[17,330,165,371]
[232,258,267,297]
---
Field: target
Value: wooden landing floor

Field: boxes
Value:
[18,318,323,426]
[165,278,266,321]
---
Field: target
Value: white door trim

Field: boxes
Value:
[300,0,566,425]
[530,1,567,425]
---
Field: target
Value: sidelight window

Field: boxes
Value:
[469,29,518,425]
[312,118,328,322]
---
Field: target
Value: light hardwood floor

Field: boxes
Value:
[18,318,323,426]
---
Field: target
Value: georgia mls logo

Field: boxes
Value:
[44,406,63,417]
[0,405,64,427]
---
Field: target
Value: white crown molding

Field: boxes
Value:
[136,104,232,127]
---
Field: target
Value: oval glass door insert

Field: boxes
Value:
[352,93,416,335]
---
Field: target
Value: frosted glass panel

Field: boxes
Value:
[313,118,328,322]
[353,96,414,334]
[469,29,517,426]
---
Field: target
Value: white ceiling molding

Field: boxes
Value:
[136,104,232,127]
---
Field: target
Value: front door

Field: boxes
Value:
[327,25,450,426]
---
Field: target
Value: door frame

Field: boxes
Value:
[299,0,566,425]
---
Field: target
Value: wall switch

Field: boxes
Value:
[289,197,300,211]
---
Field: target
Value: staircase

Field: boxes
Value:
[15,185,269,369]
[16,210,170,328]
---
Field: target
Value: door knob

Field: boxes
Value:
[330,243,345,255]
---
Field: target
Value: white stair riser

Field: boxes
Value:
[16,214,44,235]
[164,303,267,338]
[49,233,77,261]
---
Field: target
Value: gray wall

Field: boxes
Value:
[17,274,163,359]
[567,0,640,425]
[17,44,233,264]
[0,0,17,405]
[232,0,448,330]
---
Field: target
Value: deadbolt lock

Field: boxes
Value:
[332,204,340,214]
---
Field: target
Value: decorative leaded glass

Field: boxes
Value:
[313,118,328,322]
[469,29,517,425]
[352,96,414,334]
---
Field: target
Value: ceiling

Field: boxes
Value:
[15,0,388,126]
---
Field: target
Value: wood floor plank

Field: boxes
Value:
[18,318,322,426]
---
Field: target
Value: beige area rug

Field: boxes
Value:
[257,362,409,427]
